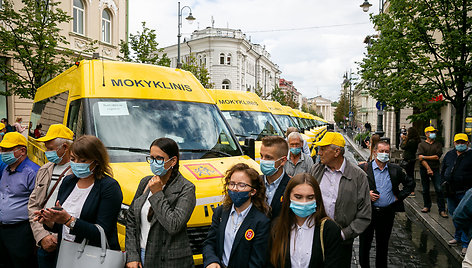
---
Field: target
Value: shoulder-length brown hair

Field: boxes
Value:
[70,135,113,179]
[222,163,269,215]
[270,173,328,268]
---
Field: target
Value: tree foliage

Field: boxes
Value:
[270,85,287,105]
[359,0,472,132]
[0,0,82,99]
[181,54,213,88]
[119,22,170,66]
[334,92,357,124]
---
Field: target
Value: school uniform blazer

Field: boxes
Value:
[202,204,270,268]
[46,174,123,250]
[125,173,196,268]
[264,172,291,221]
[269,219,342,268]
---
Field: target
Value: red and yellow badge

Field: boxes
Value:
[280,195,283,203]
[245,229,255,241]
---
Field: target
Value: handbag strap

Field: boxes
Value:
[77,224,110,264]
[42,166,71,208]
[320,218,327,262]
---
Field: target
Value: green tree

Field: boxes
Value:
[270,85,287,105]
[334,93,350,123]
[181,54,213,88]
[255,84,265,99]
[119,22,170,66]
[359,0,472,133]
[0,0,78,99]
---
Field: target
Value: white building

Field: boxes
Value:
[308,96,334,122]
[160,27,281,95]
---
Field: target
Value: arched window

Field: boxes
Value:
[102,9,111,43]
[227,53,231,65]
[73,0,84,35]
[202,54,207,66]
[220,53,225,65]
[222,79,231,89]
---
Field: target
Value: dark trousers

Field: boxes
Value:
[420,167,446,212]
[447,193,471,248]
[404,160,416,181]
[339,241,354,268]
[37,247,58,268]
[359,206,395,268]
[0,220,37,268]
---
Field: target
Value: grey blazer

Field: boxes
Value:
[125,172,196,267]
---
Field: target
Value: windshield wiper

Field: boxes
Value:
[235,134,249,138]
[106,147,149,153]
[180,149,233,157]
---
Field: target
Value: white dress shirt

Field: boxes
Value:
[290,218,315,268]
[265,172,285,205]
[319,159,345,220]
[222,203,252,266]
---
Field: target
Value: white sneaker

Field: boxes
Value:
[462,247,467,257]
[448,239,458,245]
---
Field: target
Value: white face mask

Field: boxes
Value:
[376,152,390,163]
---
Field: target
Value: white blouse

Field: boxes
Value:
[290,218,315,268]
[61,183,94,241]
[140,191,152,249]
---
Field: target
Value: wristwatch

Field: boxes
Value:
[69,217,77,230]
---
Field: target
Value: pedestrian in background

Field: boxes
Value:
[269,173,341,268]
[259,136,290,220]
[28,124,74,268]
[125,137,196,268]
[416,126,447,217]
[284,132,314,178]
[366,134,380,162]
[358,141,415,268]
[441,133,472,256]
[0,132,40,268]
[400,127,420,197]
[33,135,122,262]
[0,123,6,176]
[1,118,13,133]
[309,132,371,267]
[13,117,26,134]
[286,127,310,155]
[453,188,472,260]
[203,163,270,268]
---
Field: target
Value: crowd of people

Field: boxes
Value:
[0,121,471,268]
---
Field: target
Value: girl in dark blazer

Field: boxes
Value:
[125,138,196,268]
[269,173,342,268]
[203,163,270,268]
[34,135,123,253]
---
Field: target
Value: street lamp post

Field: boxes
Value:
[343,71,354,129]
[360,0,384,13]
[177,2,195,69]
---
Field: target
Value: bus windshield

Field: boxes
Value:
[221,110,285,140]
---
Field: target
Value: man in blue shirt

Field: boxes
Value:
[0,132,40,267]
[359,140,415,268]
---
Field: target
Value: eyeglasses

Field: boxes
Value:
[227,182,254,191]
[145,155,165,165]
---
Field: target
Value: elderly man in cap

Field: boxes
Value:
[28,124,74,267]
[416,126,446,217]
[284,131,314,177]
[309,131,371,267]
[441,133,472,256]
[0,132,40,268]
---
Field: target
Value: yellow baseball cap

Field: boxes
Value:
[0,123,4,131]
[0,132,27,148]
[424,126,437,133]
[454,133,468,142]
[315,132,345,147]
[36,124,74,142]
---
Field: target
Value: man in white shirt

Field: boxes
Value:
[28,124,74,268]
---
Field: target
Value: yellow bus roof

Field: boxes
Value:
[282,106,297,117]
[207,89,270,112]
[34,60,215,104]
[262,100,290,115]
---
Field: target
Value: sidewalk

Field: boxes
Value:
[343,133,464,263]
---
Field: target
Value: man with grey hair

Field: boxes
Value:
[309,131,371,267]
[285,126,310,154]
[28,124,74,268]
[284,131,314,177]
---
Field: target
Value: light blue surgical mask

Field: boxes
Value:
[290,199,317,218]
[70,161,94,178]
[455,144,468,152]
[0,132,4,136]
[429,133,437,139]
[1,150,19,165]
[260,158,282,176]
[45,146,65,164]
[376,152,390,163]
[150,158,173,176]
[290,147,302,155]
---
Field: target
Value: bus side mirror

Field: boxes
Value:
[242,137,255,160]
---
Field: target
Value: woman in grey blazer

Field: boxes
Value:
[125,138,196,268]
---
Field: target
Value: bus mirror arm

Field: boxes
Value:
[242,138,256,160]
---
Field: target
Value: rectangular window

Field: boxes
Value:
[102,20,111,43]
[73,7,84,34]
[0,57,7,119]
[30,91,69,139]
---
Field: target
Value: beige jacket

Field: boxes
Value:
[27,162,71,246]
[464,245,472,268]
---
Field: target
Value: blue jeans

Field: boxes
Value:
[420,167,446,212]
[140,248,145,266]
[37,247,57,268]
[448,193,470,248]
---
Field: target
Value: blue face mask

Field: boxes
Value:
[45,147,64,164]
[0,132,4,136]
[228,190,251,207]
[290,147,302,155]
[376,152,390,163]
[429,133,436,139]
[260,158,282,176]
[150,158,173,177]
[455,144,468,152]
[290,200,317,218]
[70,161,94,178]
[1,150,19,165]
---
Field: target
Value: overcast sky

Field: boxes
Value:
[128,0,380,101]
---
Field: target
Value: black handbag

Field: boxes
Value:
[441,181,456,198]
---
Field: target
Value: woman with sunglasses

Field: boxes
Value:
[203,163,270,268]
[125,137,196,268]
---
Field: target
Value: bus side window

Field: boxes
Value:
[67,99,84,138]
[30,91,69,138]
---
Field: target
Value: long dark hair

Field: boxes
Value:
[222,163,270,215]
[71,135,112,179]
[270,173,328,267]
[368,134,381,161]
[150,137,180,180]
[406,127,420,143]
